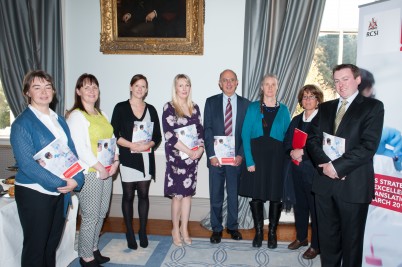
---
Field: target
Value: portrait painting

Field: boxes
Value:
[100,0,204,55]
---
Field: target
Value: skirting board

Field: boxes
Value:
[108,194,210,221]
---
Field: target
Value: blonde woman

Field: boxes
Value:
[162,74,204,246]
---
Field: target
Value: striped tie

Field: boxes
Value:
[334,99,347,133]
[225,98,233,136]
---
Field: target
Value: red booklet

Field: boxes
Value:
[292,128,308,165]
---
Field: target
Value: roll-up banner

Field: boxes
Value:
[357,0,402,266]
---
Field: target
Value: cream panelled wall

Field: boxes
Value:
[63,0,246,198]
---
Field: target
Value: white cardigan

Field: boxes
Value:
[67,110,117,174]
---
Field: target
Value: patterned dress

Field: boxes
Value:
[162,102,204,198]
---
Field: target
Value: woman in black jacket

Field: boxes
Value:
[111,74,162,250]
[283,84,323,259]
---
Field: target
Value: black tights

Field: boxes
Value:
[122,180,151,235]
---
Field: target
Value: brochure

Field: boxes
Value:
[174,124,199,160]
[97,138,117,171]
[131,121,154,153]
[292,128,308,166]
[323,132,345,161]
[33,138,83,179]
[214,136,235,165]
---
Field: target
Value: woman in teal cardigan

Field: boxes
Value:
[240,74,290,249]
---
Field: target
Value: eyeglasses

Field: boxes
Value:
[221,78,237,84]
[302,95,316,100]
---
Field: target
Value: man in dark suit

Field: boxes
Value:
[204,69,250,244]
[307,64,384,267]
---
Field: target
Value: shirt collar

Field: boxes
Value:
[340,90,359,104]
[303,109,318,122]
[29,105,58,120]
[223,93,237,102]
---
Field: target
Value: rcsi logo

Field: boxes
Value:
[366,18,378,37]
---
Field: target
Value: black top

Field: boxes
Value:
[111,100,162,179]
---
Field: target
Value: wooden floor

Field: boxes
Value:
[99,217,310,243]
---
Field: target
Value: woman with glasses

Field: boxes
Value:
[283,84,323,259]
[240,74,291,249]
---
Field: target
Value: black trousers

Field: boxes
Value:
[15,185,65,267]
[315,193,369,267]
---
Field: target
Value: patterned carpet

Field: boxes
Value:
[68,233,321,267]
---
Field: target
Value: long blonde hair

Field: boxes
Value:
[171,74,194,117]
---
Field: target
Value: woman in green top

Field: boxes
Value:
[66,74,119,267]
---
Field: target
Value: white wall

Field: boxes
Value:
[63,0,246,198]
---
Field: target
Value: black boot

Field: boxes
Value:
[249,200,264,247]
[268,201,282,249]
[138,214,149,248]
[93,250,110,264]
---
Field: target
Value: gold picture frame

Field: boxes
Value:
[100,0,204,55]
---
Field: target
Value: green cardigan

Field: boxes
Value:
[241,100,291,167]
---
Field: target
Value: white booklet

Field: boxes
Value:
[323,132,345,161]
[131,121,154,153]
[97,138,117,171]
[33,138,83,179]
[214,136,235,165]
[174,124,199,160]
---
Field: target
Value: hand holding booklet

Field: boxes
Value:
[322,132,345,161]
[33,138,83,179]
[97,138,117,171]
[174,124,199,160]
[214,136,235,165]
[292,128,308,166]
[131,121,154,153]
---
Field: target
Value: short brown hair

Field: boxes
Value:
[297,84,324,107]
[332,64,360,78]
[22,70,57,104]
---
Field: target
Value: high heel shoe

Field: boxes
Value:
[139,230,149,248]
[172,229,183,247]
[180,227,192,245]
[93,249,110,264]
[126,232,138,250]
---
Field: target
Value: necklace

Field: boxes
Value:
[262,101,279,112]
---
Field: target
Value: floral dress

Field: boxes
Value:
[162,102,204,198]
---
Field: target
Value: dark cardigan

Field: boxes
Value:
[111,100,162,180]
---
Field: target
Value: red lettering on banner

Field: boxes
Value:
[372,173,402,213]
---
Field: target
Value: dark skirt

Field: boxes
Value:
[239,135,285,201]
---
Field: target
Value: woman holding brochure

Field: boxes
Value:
[10,70,84,267]
[283,84,323,259]
[240,74,291,249]
[111,74,162,250]
[162,74,204,246]
[66,73,119,267]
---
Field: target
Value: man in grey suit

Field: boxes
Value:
[307,64,384,267]
[204,69,250,243]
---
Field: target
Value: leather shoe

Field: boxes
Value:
[287,239,308,250]
[226,229,242,240]
[210,231,222,243]
[302,247,320,259]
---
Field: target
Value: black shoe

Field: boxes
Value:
[93,250,110,264]
[139,230,149,248]
[210,231,222,244]
[126,232,138,250]
[226,229,243,240]
[79,258,101,267]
